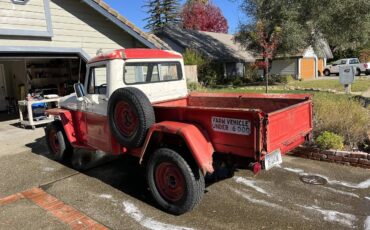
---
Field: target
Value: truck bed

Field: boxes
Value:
[153,93,313,161]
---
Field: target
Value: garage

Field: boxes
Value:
[0,52,87,124]
[0,0,169,122]
[0,53,86,122]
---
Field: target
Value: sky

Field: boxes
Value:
[104,0,248,34]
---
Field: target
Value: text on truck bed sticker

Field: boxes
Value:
[211,117,251,135]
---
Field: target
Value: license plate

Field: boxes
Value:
[264,149,282,170]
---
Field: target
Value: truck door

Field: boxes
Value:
[84,63,111,152]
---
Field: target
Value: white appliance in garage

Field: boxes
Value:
[0,64,7,111]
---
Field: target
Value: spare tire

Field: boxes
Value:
[108,87,155,148]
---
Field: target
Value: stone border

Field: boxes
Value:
[290,146,370,169]
[0,187,108,229]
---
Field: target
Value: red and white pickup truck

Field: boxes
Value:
[45,49,313,215]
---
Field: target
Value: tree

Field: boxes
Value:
[162,0,180,24]
[144,0,180,32]
[297,0,370,52]
[235,1,303,92]
[186,0,209,4]
[144,0,163,31]
[235,0,370,92]
[180,1,228,33]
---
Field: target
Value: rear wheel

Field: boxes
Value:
[146,148,205,215]
[323,69,330,76]
[45,121,72,161]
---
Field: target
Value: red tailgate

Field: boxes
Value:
[265,99,313,154]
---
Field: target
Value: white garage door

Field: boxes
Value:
[270,59,297,76]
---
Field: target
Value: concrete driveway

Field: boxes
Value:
[0,118,369,230]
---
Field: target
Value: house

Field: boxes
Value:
[155,25,255,78]
[268,40,333,80]
[0,0,169,111]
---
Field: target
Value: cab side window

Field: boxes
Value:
[88,66,107,95]
[124,62,182,84]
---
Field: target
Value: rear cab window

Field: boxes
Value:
[124,62,182,84]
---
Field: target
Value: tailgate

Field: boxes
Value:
[265,99,313,154]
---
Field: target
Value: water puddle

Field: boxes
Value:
[300,175,328,185]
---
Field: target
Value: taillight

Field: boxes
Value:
[365,63,368,68]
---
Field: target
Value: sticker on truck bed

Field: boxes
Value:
[211,117,251,135]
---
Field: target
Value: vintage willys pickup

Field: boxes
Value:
[45,49,313,215]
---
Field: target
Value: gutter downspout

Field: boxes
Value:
[314,55,318,78]
[298,58,302,80]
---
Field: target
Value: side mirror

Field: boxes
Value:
[74,83,86,101]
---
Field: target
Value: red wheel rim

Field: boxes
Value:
[155,162,186,202]
[48,129,60,155]
[114,101,138,137]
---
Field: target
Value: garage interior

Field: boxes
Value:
[0,53,86,122]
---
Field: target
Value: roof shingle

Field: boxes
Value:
[90,0,170,50]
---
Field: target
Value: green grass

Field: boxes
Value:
[287,79,370,92]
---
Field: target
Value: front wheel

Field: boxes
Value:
[146,148,205,215]
[323,69,330,76]
[45,121,72,161]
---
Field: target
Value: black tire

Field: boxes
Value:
[366,70,370,76]
[323,69,330,76]
[108,87,155,148]
[146,148,205,215]
[356,68,361,76]
[45,121,72,161]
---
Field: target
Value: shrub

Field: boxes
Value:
[198,62,224,87]
[183,49,225,87]
[280,75,295,84]
[316,131,344,150]
[244,64,262,83]
[183,49,206,66]
[187,82,204,91]
[313,93,370,148]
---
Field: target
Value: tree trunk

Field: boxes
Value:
[265,57,269,93]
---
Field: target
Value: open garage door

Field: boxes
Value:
[0,53,86,103]
[0,53,86,119]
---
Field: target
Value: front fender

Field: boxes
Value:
[46,108,77,144]
[140,121,214,175]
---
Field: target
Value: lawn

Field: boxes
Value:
[287,78,370,92]
[194,78,370,94]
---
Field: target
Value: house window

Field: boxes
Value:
[11,0,29,4]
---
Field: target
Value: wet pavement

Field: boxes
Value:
[0,118,369,230]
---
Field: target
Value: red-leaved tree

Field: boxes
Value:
[180,1,228,33]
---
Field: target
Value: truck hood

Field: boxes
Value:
[59,93,79,111]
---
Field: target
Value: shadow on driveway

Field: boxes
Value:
[25,136,238,212]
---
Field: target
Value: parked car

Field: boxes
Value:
[323,58,367,76]
[45,49,313,215]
